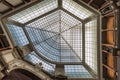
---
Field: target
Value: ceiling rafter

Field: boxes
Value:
[88,0,93,5]
[1,0,15,9]
[73,0,100,14]
[98,1,111,10]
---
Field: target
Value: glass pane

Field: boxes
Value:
[25,10,82,63]
[24,51,55,75]
[65,65,93,78]
[85,19,97,74]
[7,24,29,46]
[9,0,58,23]
[63,0,93,19]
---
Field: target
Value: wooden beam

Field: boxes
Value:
[88,0,93,5]
[98,1,111,11]
[103,64,115,72]
[102,11,114,17]
[1,0,15,9]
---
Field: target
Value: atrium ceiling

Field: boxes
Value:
[1,0,101,79]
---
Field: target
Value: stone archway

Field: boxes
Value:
[2,69,41,80]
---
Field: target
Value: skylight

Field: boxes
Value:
[5,0,100,79]
[25,10,82,63]
[9,0,58,23]
[62,0,93,19]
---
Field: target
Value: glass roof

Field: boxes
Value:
[65,65,92,78]
[6,0,98,79]
[24,51,55,75]
[9,0,58,23]
[8,0,94,24]
[27,10,81,29]
[25,10,82,63]
[62,0,93,19]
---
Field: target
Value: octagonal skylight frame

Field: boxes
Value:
[5,0,100,79]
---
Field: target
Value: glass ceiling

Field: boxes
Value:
[26,10,82,62]
[62,0,93,19]
[9,0,58,23]
[9,0,93,24]
[6,0,99,79]
[65,65,92,78]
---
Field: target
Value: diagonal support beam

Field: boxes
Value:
[24,8,59,25]
[61,23,80,33]
[27,27,58,34]
[6,19,25,27]
[88,0,93,5]
[61,35,81,61]
[60,8,84,23]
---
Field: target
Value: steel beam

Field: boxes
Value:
[58,0,62,7]
[88,0,93,5]
[83,63,98,79]
[61,35,81,61]
[27,27,58,34]
[82,23,85,63]
[84,15,97,23]
[6,19,25,27]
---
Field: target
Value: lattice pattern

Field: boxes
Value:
[24,51,55,75]
[62,0,93,19]
[65,65,92,78]
[85,19,97,73]
[7,24,29,46]
[25,10,82,63]
[9,0,58,23]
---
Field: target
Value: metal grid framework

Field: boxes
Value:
[7,24,29,46]
[65,65,93,78]
[26,10,82,63]
[62,0,93,19]
[9,0,58,23]
[85,19,97,73]
[5,0,99,79]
